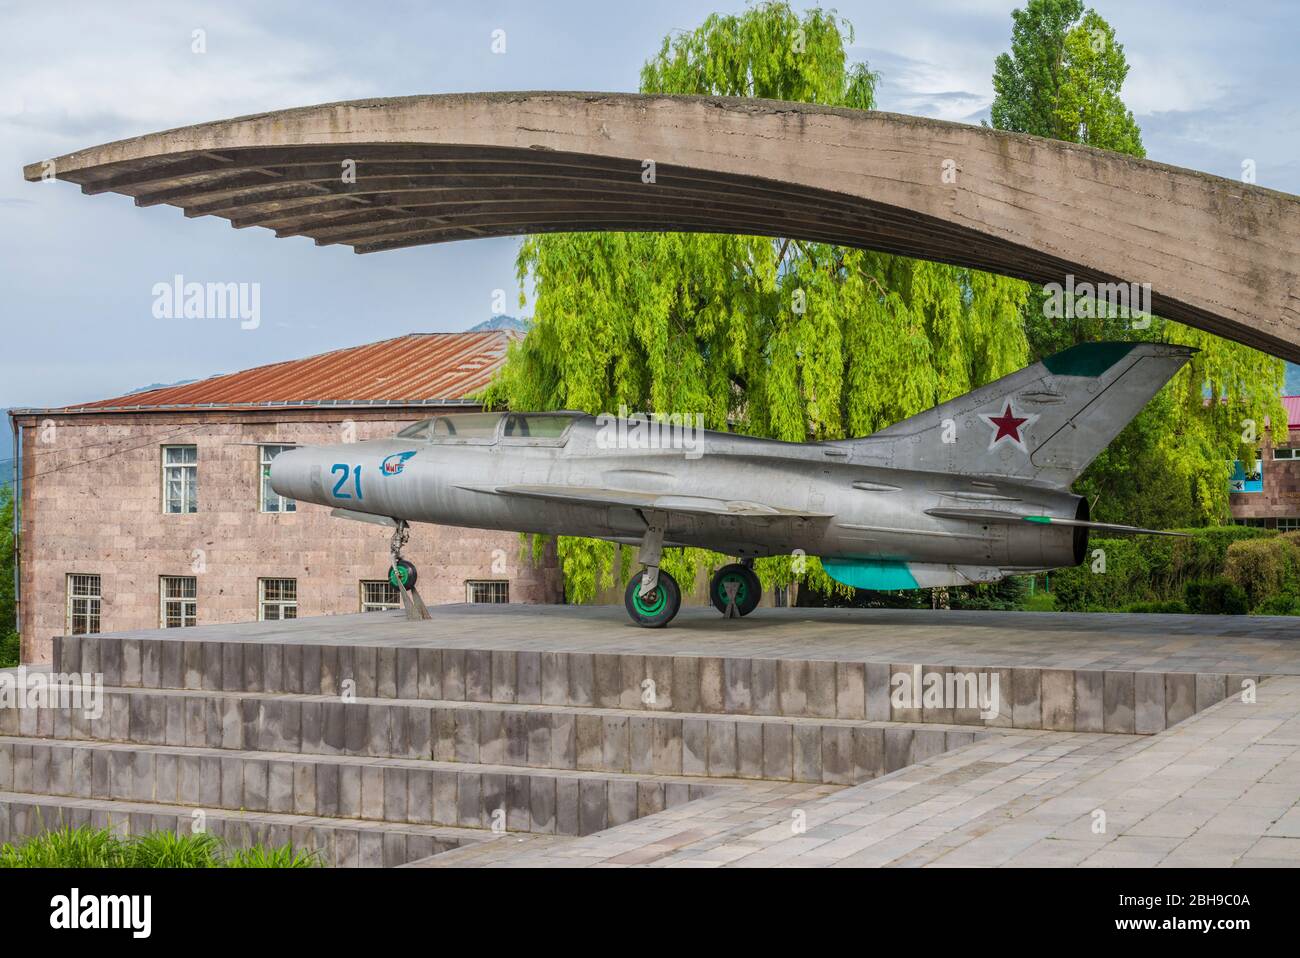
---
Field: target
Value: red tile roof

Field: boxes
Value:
[62,332,514,412]
[1284,396,1300,432]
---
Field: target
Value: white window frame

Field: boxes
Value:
[360,580,401,612]
[162,444,198,514]
[466,580,509,604]
[1274,447,1297,460]
[160,576,198,628]
[260,444,297,513]
[66,574,102,635]
[1277,517,1300,532]
[259,578,298,621]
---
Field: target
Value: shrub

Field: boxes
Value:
[1123,600,1190,614]
[0,632,18,669]
[1185,578,1249,615]
[1223,536,1300,608]
[1253,594,1300,616]
[1021,592,1056,612]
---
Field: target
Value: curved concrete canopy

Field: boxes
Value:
[23,92,1300,361]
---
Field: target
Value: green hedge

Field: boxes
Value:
[1051,526,1279,612]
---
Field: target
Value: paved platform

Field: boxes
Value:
[417,675,1300,868]
[88,604,1300,674]
[5,605,1297,867]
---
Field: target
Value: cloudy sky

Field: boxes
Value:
[2,0,1298,412]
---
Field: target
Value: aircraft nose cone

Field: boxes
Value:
[268,445,318,501]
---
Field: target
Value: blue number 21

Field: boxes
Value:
[330,463,363,500]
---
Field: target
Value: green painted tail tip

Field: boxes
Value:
[1042,341,1139,377]
[1024,515,1052,524]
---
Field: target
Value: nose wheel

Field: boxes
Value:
[388,520,431,621]
[710,563,761,617]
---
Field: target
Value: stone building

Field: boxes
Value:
[1228,396,1300,529]
[8,331,563,664]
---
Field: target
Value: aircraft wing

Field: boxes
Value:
[925,507,1187,537]
[458,484,832,520]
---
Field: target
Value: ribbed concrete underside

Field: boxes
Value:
[24,93,1300,360]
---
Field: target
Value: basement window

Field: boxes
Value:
[160,576,198,628]
[66,574,102,635]
[162,445,198,514]
[360,580,401,612]
[260,445,297,513]
[466,580,509,604]
[259,578,298,621]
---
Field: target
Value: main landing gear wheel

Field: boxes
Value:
[710,563,761,617]
[388,559,418,590]
[624,568,681,628]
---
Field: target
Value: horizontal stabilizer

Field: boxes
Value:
[925,507,1187,537]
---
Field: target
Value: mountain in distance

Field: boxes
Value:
[467,315,531,333]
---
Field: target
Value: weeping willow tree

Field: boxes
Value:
[484,3,1032,603]
[993,0,1286,527]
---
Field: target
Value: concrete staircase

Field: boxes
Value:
[0,629,994,866]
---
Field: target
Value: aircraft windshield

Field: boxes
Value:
[396,412,577,442]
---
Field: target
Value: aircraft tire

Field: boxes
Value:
[710,563,762,617]
[624,569,681,628]
[388,559,418,590]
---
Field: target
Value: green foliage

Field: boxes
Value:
[1254,594,1300,616]
[992,2,1285,528]
[1123,600,1189,614]
[486,2,1029,603]
[0,825,320,868]
[1021,591,1056,612]
[1185,578,1249,616]
[1051,526,1274,611]
[0,484,16,667]
[125,829,223,867]
[1222,533,1300,609]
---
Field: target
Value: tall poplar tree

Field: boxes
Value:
[991,0,1285,528]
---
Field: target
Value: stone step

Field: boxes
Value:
[0,735,726,835]
[0,790,489,867]
[55,633,1259,733]
[7,685,988,785]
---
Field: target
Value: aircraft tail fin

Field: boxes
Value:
[834,342,1194,488]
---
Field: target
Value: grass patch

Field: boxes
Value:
[0,825,322,868]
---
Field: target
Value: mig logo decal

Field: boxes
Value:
[380,450,418,476]
[979,401,1040,453]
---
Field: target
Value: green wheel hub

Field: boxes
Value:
[389,564,411,588]
[632,586,667,616]
[716,573,748,605]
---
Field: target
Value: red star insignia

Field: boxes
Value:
[979,401,1040,452]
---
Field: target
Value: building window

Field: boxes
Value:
[260,445,296,512]
[1232,518,1269,528]
[1275,447,1297,460]
[259,578,298,620]
[1277,517,1300,532]
[360,580,401,612]
[162,445,198,514]
[772,585,789,608]
[466,580,509,604]
[66,574,102,635]
[160,576,198,628]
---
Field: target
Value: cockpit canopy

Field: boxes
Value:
[395,411,578,443]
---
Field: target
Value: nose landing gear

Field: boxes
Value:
[389,520,431,621]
